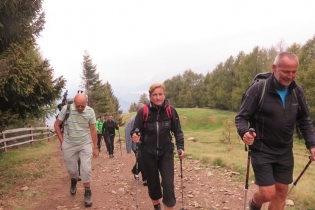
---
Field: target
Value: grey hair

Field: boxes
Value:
[273,52,299,66]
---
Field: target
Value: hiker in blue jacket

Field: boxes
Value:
[235,52,315,210]
[125,103,147,186]
[131,83,185,210]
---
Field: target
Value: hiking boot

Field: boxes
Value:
[70,178,77,195]
[143,180,148,186]
[84,189,93,207]
[249,199,261,210]
[153,203,161,210]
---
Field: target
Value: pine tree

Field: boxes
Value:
[0,0,66,130]
[80,50,100,105]
[138,93,149,104]
[128,103,137,113]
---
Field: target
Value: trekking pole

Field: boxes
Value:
[118,129,122,156]
[135,143,139,209]
[287,156,312,196]
[135,128,140,209]
[78,158,81,181]
[178,149,185,210]
[244,128,255,210]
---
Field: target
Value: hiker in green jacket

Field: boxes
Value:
[96,115,106,152]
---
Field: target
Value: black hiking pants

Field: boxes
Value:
[97,134,106,151]
[106,135,115,155]
[140,144,176,207]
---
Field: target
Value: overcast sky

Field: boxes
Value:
[37,0,315,112]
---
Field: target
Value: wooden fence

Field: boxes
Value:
[0,126,56,152]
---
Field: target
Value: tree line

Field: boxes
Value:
[2,1,315,131]
[0,1,122,130]
[163,36,315,124]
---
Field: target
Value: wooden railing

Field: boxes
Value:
[0,126,56,152]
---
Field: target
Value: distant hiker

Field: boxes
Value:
[54,93,99,207]
[96,115,106,152]
[235,52,315,210]
[102,114,119,158]
[131,83,185,210]
[125,103,147,186]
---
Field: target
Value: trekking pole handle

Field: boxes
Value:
[248,128,255,135]
[178,149,183,155]
[135,128,140,136]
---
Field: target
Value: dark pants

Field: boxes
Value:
[106,135,115,155]
[97,134,106,151]
[251,149,294,186]
[131,149,147,181]
[140,144,176,207]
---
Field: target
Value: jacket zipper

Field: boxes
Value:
[156,108,160,156]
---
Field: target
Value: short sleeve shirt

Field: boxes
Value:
[58,104,96,145]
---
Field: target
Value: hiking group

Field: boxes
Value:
[95,114,120,158]
[53,52,315,210]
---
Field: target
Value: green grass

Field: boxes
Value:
[0,140,61,209]
[1,108,314,209]
[173,108,314,209]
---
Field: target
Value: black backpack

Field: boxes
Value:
[242,72,302,111]
[241,72,272,111]
[242,72,303,141]
[60,104,71,133]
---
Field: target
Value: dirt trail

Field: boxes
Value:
[4,139,257,210]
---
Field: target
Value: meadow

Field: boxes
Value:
[124,108,315,209]
[1,108,314,209]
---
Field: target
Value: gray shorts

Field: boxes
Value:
[62,140,92,183]
[251,149,294,186]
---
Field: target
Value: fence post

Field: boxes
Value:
[47,125,51,141]
[29,126,34,145]
[2,132,7,152]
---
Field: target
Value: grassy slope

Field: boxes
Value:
[0,108,314,209]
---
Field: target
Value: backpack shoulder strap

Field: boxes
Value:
[63,104,71,122]
[142,104,172,128]
[293,86,304,112]
[166,105,172,119]
[142,105,149,128]
[256,79,266,111]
